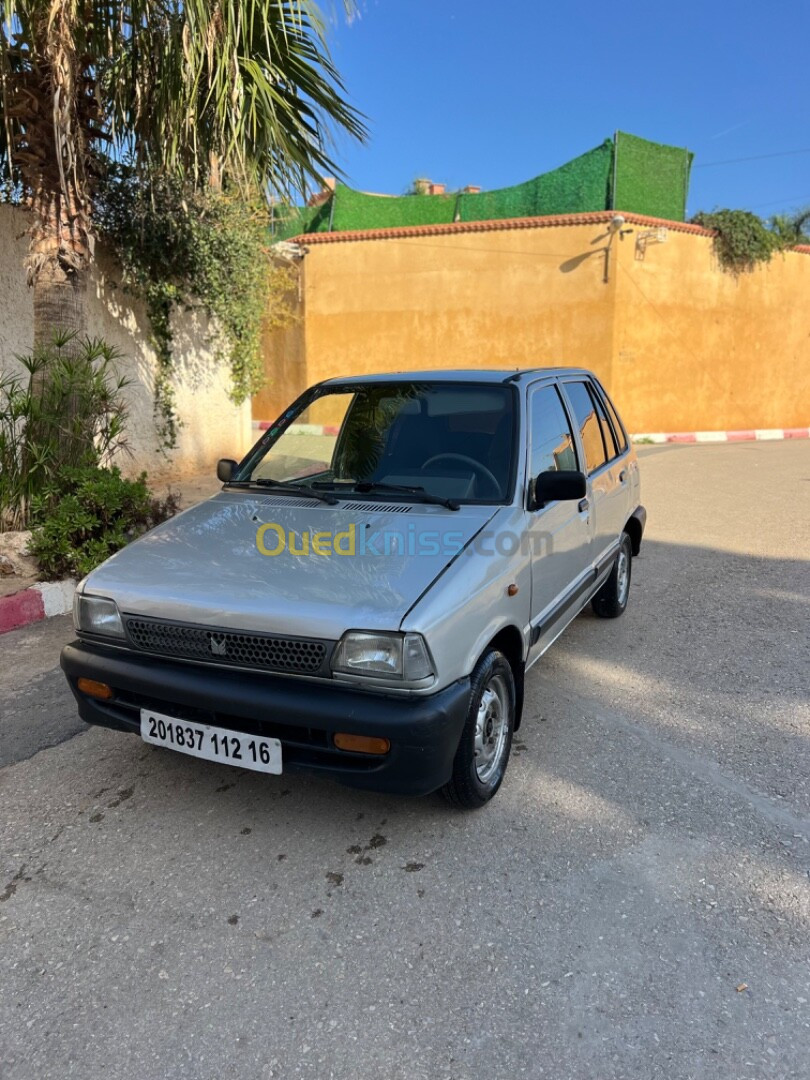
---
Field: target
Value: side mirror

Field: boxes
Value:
[217,458,238,483]
[532,470,586,508]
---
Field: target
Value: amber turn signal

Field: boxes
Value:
[333,733,391,755]
[77,678,113,700]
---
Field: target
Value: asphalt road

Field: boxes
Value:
[1,441,808,1080]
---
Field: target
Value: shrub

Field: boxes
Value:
[0,335,130,531]
[29,466,179,580]
[691,209,782,273]
[96,170,296,447]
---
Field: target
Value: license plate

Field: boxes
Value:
[140,710,282,774]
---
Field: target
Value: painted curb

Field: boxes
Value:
[631,428,809,445]
[0,578,76,635]
[254,420,810,444]
[252,421,341,436]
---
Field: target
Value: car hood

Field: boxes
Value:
[82,491,497,639]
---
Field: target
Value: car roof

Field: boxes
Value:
[319,367,594,389]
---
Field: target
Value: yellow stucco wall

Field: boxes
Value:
[303,224,617,401]
[611,227,810,431]
[253,275,307,424]
[257,218,810,433]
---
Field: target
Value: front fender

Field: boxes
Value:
[401,506,531,688]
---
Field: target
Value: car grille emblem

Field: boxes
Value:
[210,635,227,657]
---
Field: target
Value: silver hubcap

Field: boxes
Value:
[617,547,630,605]
[474,674,510,784]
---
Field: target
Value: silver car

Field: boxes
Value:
[62,369,645,808]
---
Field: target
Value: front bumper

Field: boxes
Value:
[61,642,471,796]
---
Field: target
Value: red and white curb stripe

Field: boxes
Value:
[0,579,75,635]
[254,421,809,443]
[631,428,809,444]
[253,421,341,436]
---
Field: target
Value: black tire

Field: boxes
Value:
[592,532,632,619]
[442,648,515,809]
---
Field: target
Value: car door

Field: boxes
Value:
[525,381,594,663]
[560,378,628,577]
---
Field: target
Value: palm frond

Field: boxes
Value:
[1,0,365,207]
[101,0,365,198]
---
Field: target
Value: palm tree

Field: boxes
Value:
[769,208,810,247]
[0,0,364,350]
[791,209,810,244]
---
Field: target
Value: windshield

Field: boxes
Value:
[237,381,517,503]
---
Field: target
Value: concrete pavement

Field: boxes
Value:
[1,440,808,1080]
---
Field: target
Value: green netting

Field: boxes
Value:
[457,140,613,222]
[330,184,458,230]
[272,131,693,238]
[270,201,330,241]
[613,131,693,221]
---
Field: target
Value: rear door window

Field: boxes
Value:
[564,381,608,473]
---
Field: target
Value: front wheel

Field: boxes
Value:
[442,649,515,809]
[592,532,632,618]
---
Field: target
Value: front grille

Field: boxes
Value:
[124,616,329,675]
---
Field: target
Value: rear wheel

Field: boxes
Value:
[592,532,632,618]
[442,648,515,809]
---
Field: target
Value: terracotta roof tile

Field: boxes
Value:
[285,211,715,245]
[284,212,810,256]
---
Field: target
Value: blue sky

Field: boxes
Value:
[320,0,810,219]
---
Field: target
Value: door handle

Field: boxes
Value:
[578,498,589,513]
[618,469,627,483]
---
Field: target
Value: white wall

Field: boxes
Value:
[0,204,253,480]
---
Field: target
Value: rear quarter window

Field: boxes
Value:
[599,388,628,453]
[589,386,619,459]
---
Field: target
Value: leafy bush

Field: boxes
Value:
[691,209,782,273]
[28,466,179,581]
[0,335,130,531]
[96,169,296,447]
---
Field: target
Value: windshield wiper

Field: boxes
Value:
[352,481,459,511]
[226,479,339,505]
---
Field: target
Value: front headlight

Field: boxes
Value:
[332,631,434,682]
[73,593,125,639]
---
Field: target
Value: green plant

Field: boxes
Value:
[0,334,130,531]
[95,171,296,445]
[691,209,782,273]
[28,466,179,580]
[768,208,810,247]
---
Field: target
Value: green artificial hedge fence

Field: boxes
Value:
[612,132,693,222]
[271,131,692,240]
